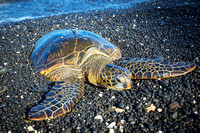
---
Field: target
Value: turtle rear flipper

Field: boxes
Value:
[28,77,84,121]
[116,56,196,80]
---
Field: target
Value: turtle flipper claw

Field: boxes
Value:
[116,57,196,80]
[28,77,84,121]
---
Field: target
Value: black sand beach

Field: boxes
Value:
[0,0,200,132]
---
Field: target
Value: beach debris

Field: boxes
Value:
[146,104,156,112]
[112,106,125,113]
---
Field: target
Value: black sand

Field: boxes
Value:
[0,0,200,132]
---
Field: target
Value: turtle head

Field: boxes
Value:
[99,64,132,90]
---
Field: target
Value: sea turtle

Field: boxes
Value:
[28,29,196,120]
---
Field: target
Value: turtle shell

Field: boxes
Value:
[30,29,118,74]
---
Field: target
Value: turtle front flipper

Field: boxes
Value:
[28,77,84,121]
[116,56,196,80]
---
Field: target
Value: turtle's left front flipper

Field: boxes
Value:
[116,56,196,80]
[28,77,84,121]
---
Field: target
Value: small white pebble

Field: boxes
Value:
[157,108,162,112]
[158,130,163,133]
[194,111,198,114]
[27,126,34,132]
[192,100,196,104]
[94,115,103,123]
[113,107,125,113]
[143,97,147,101]
[6,95,10,98]
[125,106,129,110]
[166,49,170,52]
[99,92,103,97]
[107,122,116,129]
[109,129,115,133]
[111,96,115,99]
[120,119,126,125]
[8,131,11,133]
[137,82,140,86]
[139,42,144,46]
[21,95,24,99]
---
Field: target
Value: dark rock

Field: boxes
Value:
[168,101,181,110]
[117,102,125,108]
[172,122,179,129]
[184,118,194,123]
[170,112,178,119]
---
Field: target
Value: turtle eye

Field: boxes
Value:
[115,76,125,83]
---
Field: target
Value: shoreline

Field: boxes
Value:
[0,0,199,132]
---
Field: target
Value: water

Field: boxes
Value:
[0,0,150,24]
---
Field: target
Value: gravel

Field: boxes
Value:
[0,0,200,132]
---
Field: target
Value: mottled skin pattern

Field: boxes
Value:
[28,29,196,121]
[100,64,131,90]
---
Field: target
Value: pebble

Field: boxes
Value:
[157,108,162,112]
[27,126,35,132]
[9,70,14,74]
[172,123,179,129]
[0,86,8,93]
[168,101,181,110]
[0,67,9,74]
[146,104,156,112]
[117,102,125,108]
[171,112,178,119]
[184,118,194,123]
[107,122,116,129]
[99,92,103,97]
[94,115,103,123]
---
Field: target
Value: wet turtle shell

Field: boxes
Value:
[30,29,118,75]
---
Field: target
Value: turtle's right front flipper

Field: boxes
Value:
[116,56,196,80]
[28,77,84,121]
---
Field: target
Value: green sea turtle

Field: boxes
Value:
[28,29,196,120]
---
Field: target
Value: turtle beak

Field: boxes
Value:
[124,81,132,89]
